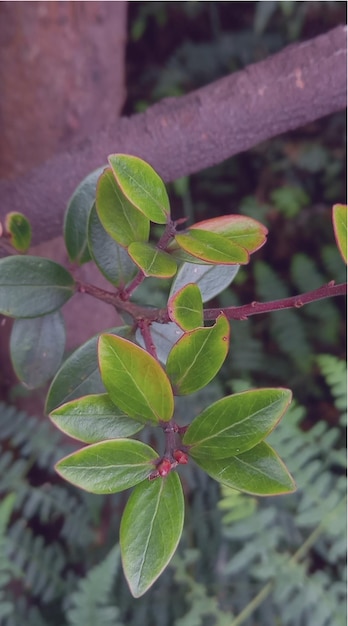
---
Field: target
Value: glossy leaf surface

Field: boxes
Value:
[332,204,347,264]
[99,334,174,422]
[170,262,239,303]
[10,311,65,389]
[183,388,292,459]
[108,154,170,224]
[0,256,75,318]
[64,166,105,264]
[168,283,203,330]
[56,439,158,494]
[5,212,32,253]
[166,314,230,395]
[194,441,296,495]
[96,168,150,247]
[128,242,177,278]
[120,472,184,597]
[135,321,184,364]
[45,326,132,413]
[88,203,137,287]
[175,230,249,265]
[50,393,143,443]
[191,215,268,253]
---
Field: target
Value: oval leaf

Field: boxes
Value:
[45,326,132,413]
[50,393,144,443]
[183,388,292,459]
[170,262,239,303]
[64,166,105,264]
[166,314,230,395]
[135,321,184,364]
[5,212,32,253]
[0,256,75,318]
[96,168,150,247]
[128,242,177,278]
[108,154,170,224]
[194,441,296,496]
[174,230,249,265]
[168,283,203,331]
[332,204,347,264]
[191,215,268,253]
[120,472,184,597]
[88,203,137,287]
[98,334,174,422]
[10,311,66,389]
[55,439,158,494]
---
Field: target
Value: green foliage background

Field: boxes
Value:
[0,2,346,625]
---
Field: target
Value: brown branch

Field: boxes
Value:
[0,25,346,245]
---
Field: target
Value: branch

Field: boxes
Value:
[0,26,346,245]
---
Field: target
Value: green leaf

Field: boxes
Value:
[50,393,144,443]
[55,439,158,494]
[170,262,239,303]
[96,168,150,247]
[194,441,296,496]
[5,212,32,253]
[0,256,75,318]
[88,203,137,287]
[166,314,230,395]
[128,242,178,278]
[45,326,132,413]
[168,283,203,330]
[183,388,292,459]
[108,154,170,224]
[332,204,347,264]
[10,311,66,389]
[98,334,174,423]
[120,472,184,597]
[64,166,105,264]
[191,215,268,253]
[174,230,249,264]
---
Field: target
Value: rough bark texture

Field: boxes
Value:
[0,24,346,245]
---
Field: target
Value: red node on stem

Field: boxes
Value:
[157,458,172,477]
[173,449,189,465]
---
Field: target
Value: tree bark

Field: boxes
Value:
[0,24,346,246]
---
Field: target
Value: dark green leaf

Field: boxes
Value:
[170,262,239,303]
[194,441,296,495]
[332,204,347,264]
[120,472,184,597]
[174,229,249,264]
[96,168,150,247]
[88,203,137,287]
[108,154,170,224]
[166,314,230,395]
[128,242,177,278]
[0,256,75,318]
[50,393,144,443]
[5,212,32,253]
[10,311,66,389]
[168,283,203,330]
[98,334,174,422]
[183,388,292,459]
[56,439,158,494]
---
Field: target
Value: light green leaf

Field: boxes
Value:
[120,472,184,597]
[170,262,239,303]
[128,242,177,278]
[174,230,249,264]
[5,212,32,253]
[0,256,75,318]
[166,314,230,395]
[98,334,174,422]
[96,168,150,247]
[332,204,347,264]
[108,154,170,224]
[50,393,144,443]
[45,326,132,413]
[88,203,137,287]
[191,215,268,253]
[194,441,296,496]
[56,439,158,494]
[183,388,292,459]
[168,283,203,330]
[64,166,105,264]
[10,311,66,389]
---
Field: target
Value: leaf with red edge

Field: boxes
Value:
[168,283,203,331]
[332,204,347,264]
[174,229,249,265]
[128,242,177,277]
[191,214,268,253]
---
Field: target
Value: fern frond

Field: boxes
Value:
[0,494,16,621]
[317,354,347,415]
